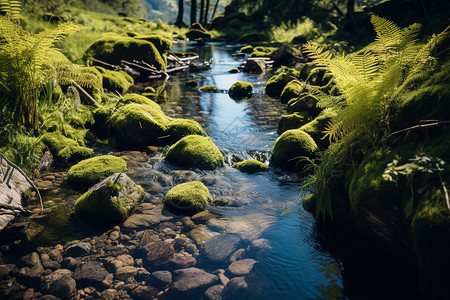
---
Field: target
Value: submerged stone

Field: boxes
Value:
[204,233,242,262]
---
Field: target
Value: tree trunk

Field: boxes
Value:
[204,0,210,23]
[191,0,197,24]
[211,0,220,20]
[346,0,358,29]
[175,0,185,26]
[199,0,205,24]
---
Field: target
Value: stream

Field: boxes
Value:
[0,42,421,300]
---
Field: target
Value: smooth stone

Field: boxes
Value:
[171,267,218,294]
[131,285,159,299]
[227,259,256,276]
[189,225,219,245]
[191,211,216,223]
[151,270,172,288]
[204,284,225,300]
[206,219,228,231]
[109,231,120,241]
[221,277,248,300]
[18,265,44,280]
[122,207,173,229]
[104,259,123,273]
[101,289,119,300]
[116,254,134,266]
[204,234,243,262]
[169,253,197,269]
[135,268,151,282]
[42,260,61,271]
[229,249,246,263]
[73,261,108,286]
[144,241,175,265]
[40,269,76,299]
[65,243,91,257]
[60,257,77,270]
[20,252,41,268]
[115,266,138,281]
[248,239,271,259]
[0,264,13,278]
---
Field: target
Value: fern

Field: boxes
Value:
[0,0,21,20]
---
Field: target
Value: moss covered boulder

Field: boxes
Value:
[240,45,253,54]
[75,173,144,222]
[95,67,133,94]
[164,181,212,215]
[277,112,310,135]
[186,23,212,42]
[165,135,223,170]
[265,72,297,98]
[299,109,336,147]
[135,35,172,56]
[110,103,170,144]
[287,93,320,115]
[116,93,161,110]
[280,80,304,104]
[199,85,220,93]
[272,129,318,169]
[234,160,268,173]
[84,35,166,70]
[67,155,128,187]
[42,132,93,162]
[167,119,206,141]
[229,81,253,100]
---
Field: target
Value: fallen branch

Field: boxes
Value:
[72,82,101,108]
[388,120,450,138]
[93,59,120,70]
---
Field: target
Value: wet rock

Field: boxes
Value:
[109,231,120,241]
[170,170,200,184]
[248,239,271,259]
[171,267,218,294]
[131,285,158,299]
[73,261,108,286]
[40,269,76,299]
[61,257,77,270]
[115,266,138,281]
[65,243,91,257]
[191,210,216,223]
[204,284,224,300]
[151,270,172,288]
[184,242,199,255]
[204,234,243,262]
[39,295,61,300]
[104,259,123,273]
[181,216,196,228]
[189,225,219,245]
[169,253,197,269]
[144,241,175,266]
[229,249,246,263]
[135,268,151,282]
[243,58,267,73]
[206,219,228,231]
[270,44,300,66]
[42,260,61,271]
[19,252,41,268]
[117,254,134,266]
[23,288,34,300]
[18,265,44,281]
[227,259,256,276]
[101,289,119,300]
[221,277,249,300]
[0,264,13,278]
[122,206,173,230]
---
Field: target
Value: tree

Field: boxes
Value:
[199,0,204,24]
[175,0,185,26]
[191,0,197,24]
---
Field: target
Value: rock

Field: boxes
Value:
[74,173,144,222]
[169,253,197,269]
[199,85,220,93]
[233,160,268,173]
[265,72,296,97]
[73,261,108,286]
[109,231,120,241]
[18,265,44,281]
[101,289,119,300]
[229,249,246,263]
[38,295,61,300]
[103,259,124,274]
[240,45,253,53]
[221,277,249,300]
[189,225,219,245]
[144,241,175,265]
[204,234,243,262]
[271,129,317,169]
[165,135,224,170]
[164,181,213,215]
[270,44,300,66]
[151,270,172,288]
[170,170,200,184]
[110,103,170,144]
[115,93,161,110]
[19,252,41,268]
[243,58,266,73]
[41,131,93,162]
[115,266,138,281]
[61,257,77,269]
[0,264,13,278]
[131,285,159,299]
[228,81,253,100]
[277,112,310,135]
[123,206,173,229]
[135,268,151,282]
[186,23,212,42]
[248,239,271,259]
[65,243,91,257]
[67,155,128,187]
[227,259,256,276]
[206,219,228,231]
[40,269,76,299]
[280,80,304,104]
[135,34,172,56]
[302,193,316,213]
[299,110,337,148]
[287,93,320,115]
[42,260,61,271]
[204,284,224,300]
[167,119,206,142]
[116,254,134,266]
[171,267,218,294]
[191,210,216,223]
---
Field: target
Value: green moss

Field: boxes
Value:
[250,51,269,58]
[186,24,212,41]
[302,193,316,213]
[67,155,128,186]
[228,68,239,73]
[116,93,161,110]
[229,81,253,99]
[167,119,206,141]
[299,109,336,148]
[199,85,220,93]
[265,72,296,97]
[240,45,253,53]
[165,135,224,170]
[234,159,268,173]
[84,35,166,70]
[277,112,310,135]
[280,80,303,104]
[42,132,93,162]
[81,67,104,102]
[135,35,172,55]
[110,103,170,144]
[144,86,156,93]
[164,181,212,215]
[272,129,318,169]
[287,93,320,115]
[95,67,133,94]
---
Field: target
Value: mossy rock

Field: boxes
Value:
[75,173,144,222]
[234,159,268,173]
[165,135,224,170]
[42,132,93,162]
[302,193,316,213]
[135,35,172,55]
[240,45,253,54]
[265,72,296,98]
[110,103,170,144]
[67,155,128,187]
[95,67,133,94]
[277,112,310,135]
[228,68,239,73]
[116,93,161,110]
[164,181,213,215]
[167,119,206,141]
[81,66,104,102]
[280,80,304,104]
[250,51,269,58]
[84,35,166,70]
[186,24,212,42]
[272,129,317,169]
[287,93,320,115]
[199,85,220,93]
[299,109,336,148]
[92,106,113,130]
[228,81,253,100]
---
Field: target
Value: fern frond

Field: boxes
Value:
[371,15,402,48]
[302,42,333,66]
[0,0,21,20]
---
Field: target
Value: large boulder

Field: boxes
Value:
[277,112,310,135]
[228,81,253,100]
[165,135,223,170]
[42,132,93,162]
[84,35,166,70]
[74,173,144,222]
[271,129,317,169]
[265,72,296,98]
[167,119,206,142]
[234,160,268,173]
[299,109,336,148]
[67,155,128,186]
[280,80,304,104]
[110,103,170,144]
[186,23,212,42]
[164,181,212,215]
[95,67,133,94]
[135,35,172,56]
[115,93,161,110]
